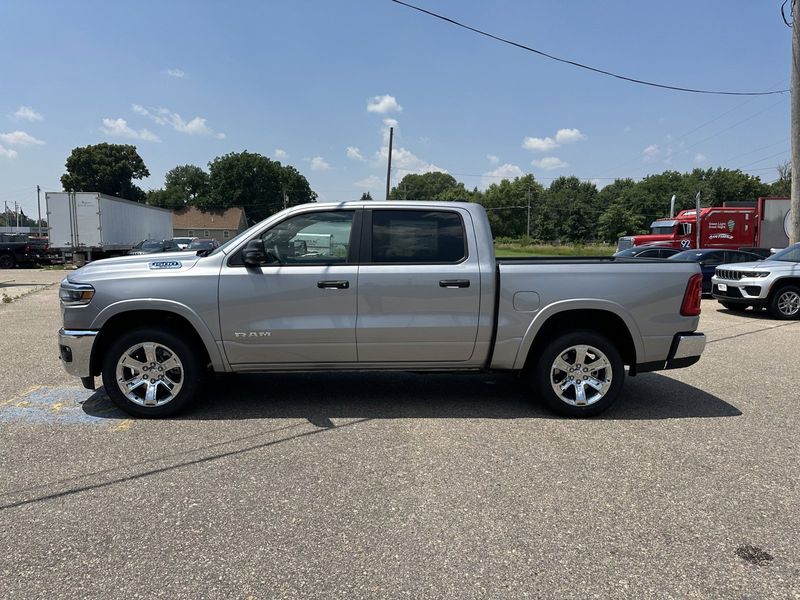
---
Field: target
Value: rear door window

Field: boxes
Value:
[370,210,466,264]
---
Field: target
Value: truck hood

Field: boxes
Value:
[69,251,202,282]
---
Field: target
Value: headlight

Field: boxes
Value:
[744,272,769,278]
[59,280,95,306]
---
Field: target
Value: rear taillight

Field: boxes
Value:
[681,273,703,316]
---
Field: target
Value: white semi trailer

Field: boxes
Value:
[46,192,173,263]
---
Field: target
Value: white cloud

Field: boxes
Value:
[623,126,632,133]
[481,163,524,189]
[165,68,188,79]
[523,128,586,152]
[354,175,381,189]
[694,153,707,165]
[310,156,331,171]
[486,154,500,164]
[274,148,288,158]
[522,136,558,152]
[346,146,366,161]
[555,128,586,144]
[0,145,18,159]
[101,118,160,142]
[132,104,223,138]
[376,145,446,176]
[0,130,44,145]
[642,144,660,162]
[367,94,402,114]
[13,106,43,122]
[532,156,568,170]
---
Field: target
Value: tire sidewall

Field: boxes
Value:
[0,254,15,269]
[532,330,625,418]
[768,285,800,320]
[101,327,203,417]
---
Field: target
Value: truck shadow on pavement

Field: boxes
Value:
[81,371,740,422]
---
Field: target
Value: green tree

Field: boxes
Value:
[389,172,461,200]
[480,174,542,238]
[597,200,645,243]
[205,151,316,223]
[536,177,599,243]
[60,143,149,202]
[770,161,791,197]
[359,191,374,201]
[147,164,211,210]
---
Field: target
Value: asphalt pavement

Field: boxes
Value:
[0,280,798,599]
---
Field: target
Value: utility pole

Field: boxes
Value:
[385,126,394,201]
[282,186,289,210]
[36,185,42,237]
[526,184,532,238]
[791,0,800,243]
[14,201,19,233]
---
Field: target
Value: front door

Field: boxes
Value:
[356,208,481,363]
[219,210,358,365]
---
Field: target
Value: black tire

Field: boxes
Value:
[0,254,15,269]
[531,330,625,418]
[720,301,749,312]
[767,285,800,320]
[101,327,204,417]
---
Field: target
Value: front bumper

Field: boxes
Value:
[710,276,770,304]
[58,328,98,380]
[636,332,706,373]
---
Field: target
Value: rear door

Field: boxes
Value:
[219,210,359,365]
[356,208,481,363]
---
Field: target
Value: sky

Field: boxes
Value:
[0,0,793,218]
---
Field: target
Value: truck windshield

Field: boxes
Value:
[770,244,800,262]
[649,220,676,235]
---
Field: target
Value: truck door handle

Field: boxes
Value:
[439,279,470,288]
[317,280,350,289]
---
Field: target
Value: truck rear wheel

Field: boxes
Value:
[531,330,624,418]
[101,327,204,417]
[768,285,800,320]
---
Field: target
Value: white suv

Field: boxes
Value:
[711,243,800,319]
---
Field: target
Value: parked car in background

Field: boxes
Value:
[186,238,220,253]
[668,248,763,294]
[0,240,41,268]
[129,239,181,255]
[171,237,198,250]
[613,245,681,259]
[712,242,800,319]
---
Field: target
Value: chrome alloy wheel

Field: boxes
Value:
[115,342,184,407]
[777,290,800,317]
[550,344,613,407]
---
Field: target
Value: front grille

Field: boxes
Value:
[716,269,744,280]
[617,237,633,251]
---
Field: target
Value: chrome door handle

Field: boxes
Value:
[317,280,349,289]
[439,279,470,288]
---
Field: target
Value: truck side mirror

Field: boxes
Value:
[242,239,272,266]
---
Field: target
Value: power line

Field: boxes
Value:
[389,0,790,96]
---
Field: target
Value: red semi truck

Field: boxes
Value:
[617,197,791,252]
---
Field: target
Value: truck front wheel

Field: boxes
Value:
[531,331,624,418]
[0,254,15,269]
[101,327,204,417]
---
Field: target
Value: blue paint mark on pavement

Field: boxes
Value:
[0,386,126,424]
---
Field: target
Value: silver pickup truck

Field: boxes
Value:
[58,201,706,418]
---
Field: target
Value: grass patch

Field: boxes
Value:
[495,242,614,257]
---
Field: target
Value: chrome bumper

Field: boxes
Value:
[58,328,98,379]
[666,332,706,368]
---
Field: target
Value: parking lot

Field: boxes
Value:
[0,273,798,599]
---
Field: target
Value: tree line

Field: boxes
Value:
[60,143,316,223]
[58,143,790,242]
[388,167,791,243]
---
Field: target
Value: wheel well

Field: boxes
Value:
[523,309,637,371]
[769,278,800,299]
[90,310,211,376]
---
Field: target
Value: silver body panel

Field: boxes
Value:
[57,201,705,382]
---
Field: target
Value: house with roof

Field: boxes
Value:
[172,206,248,243]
